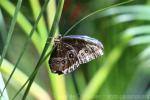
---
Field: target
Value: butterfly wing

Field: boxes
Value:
[49,42,79,74]
[49,35,104,75]
[62,35,104,64]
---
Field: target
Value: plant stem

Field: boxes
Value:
[22,0,64,99]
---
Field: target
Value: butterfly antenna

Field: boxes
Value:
[62,0,134,36]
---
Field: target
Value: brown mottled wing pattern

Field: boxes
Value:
[49,42,79,74]
[49,35,104,75]
[62,35,104,64]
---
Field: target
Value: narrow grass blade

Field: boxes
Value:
[71,73,80,98]
[0,1,43,52]
[138,46,150,60]
[113,14,150,24]
[129,36,150,46]
[29,0,48,40]
[0,73,9,100]
[123,26,150,38]
[1,0,50,97]
[46,1,67,100]
[47,0,57,30]
[11,42,53,100]
[11,49,52,100]
[100,5,150,17]
[74,71,86,95]
[0,59,51,100]
[0,10,7,44]
[65,75,79,100]
[22,0,64,99]
[0,0,22,66]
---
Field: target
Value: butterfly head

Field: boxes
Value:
[54,34,62,44]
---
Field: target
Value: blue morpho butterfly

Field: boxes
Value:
[49,34,104,75]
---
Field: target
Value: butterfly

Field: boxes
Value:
[49,35,104,75]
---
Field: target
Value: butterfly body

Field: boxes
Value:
[49,35,104,75]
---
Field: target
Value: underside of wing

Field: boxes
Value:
[49,43,79,74]
[49,35,104,75]
[62,35,104,64]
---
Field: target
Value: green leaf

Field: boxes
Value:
[0,0,23,67]
[22,0,65,99]
[0,59,51,100]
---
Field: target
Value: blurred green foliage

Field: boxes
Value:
[1,0,150,100]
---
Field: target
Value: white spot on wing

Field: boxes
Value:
[77,44,104,64]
